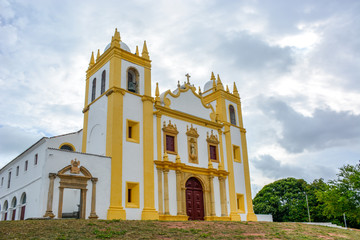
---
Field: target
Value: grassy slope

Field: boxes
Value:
[0,220,359,239]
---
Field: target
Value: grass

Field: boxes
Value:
[0,219,359,239]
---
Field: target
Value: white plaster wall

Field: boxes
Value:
[44,148,111,219]
[47,130,83,152]
[122,93,144,219]
[167,170,177,216]
[88,62,110,104]
[167,90,213,121]
[86,96,108,155]
[213,177,221,217]
[121,60,145,95]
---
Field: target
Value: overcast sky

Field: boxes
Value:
[1,0,359,197]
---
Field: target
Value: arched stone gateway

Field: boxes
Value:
[185,177,204,220]
[43,159,98,219]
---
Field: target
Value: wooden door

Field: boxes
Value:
[20,206,26,220]
[186,177,204,220]
[11,209,16,220]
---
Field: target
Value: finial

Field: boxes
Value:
[135,45,139,56]
[96,49,100,61]
[185,73,191,84]
[177,81,180,88]
[198,86,202,95]
[233,82,239,97]
[141,40,149,59]
[155,82,160,105]
[89,51,95,67]
[176,154,181,163]
[216,74,224,90]
[211,72,216,89]
[111,28,121,48]
[163,151,169,161]
[226,85,229,92]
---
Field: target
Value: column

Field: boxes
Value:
[43,173,56,218]
[89,178,99,219]
[80,189,87,219]
[176,170,183,215]
[209,176,216,216]
[163,169,170,215]
[218,177,228,216]
[157,169,163,215]
[57,187,64,219]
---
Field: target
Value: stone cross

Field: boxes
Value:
[185,73,191,84]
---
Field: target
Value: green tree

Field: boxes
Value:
[316,163,360,228]
[253,177,310,222]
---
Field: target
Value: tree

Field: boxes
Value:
[253,177,310,222]
[316,163,360,228]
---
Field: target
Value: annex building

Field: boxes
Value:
[0,29,258,221]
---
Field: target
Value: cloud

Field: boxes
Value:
[258,97,360,153]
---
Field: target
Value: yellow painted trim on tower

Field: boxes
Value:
[141,95,159,220]
[203,89,240,107]
[156,112,162,161]
[82,76,90,152]
[154,105,222,129]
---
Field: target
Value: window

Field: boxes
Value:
[233,145,241,163]
[229,105,236,125]
[126,120,140,143]
[25,161,28,171]
[3,201,8,221]
[1,177,3,186]
[34,154,38,165]
[127,68,139,93]
[16,166,19,176]
[207,130,220,162]
[91,78,96,101]
[236,194,245,213]
[11,197,17,220]
[101,70,106,94]
[162,121,179,155]
[59,143,75,151]
[125,182,139,208]
[7,172,11,188]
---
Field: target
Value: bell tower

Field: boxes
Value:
[81,29,158,220]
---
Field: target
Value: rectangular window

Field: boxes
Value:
[16,166,19,176]
[233,145,241,163]
[1,177,3,186]
[166,135,175,152]
[237,194,245,213]
[34,154,38,165]
[7,172,11,188]
[209,145,217,161]
[126,182,139,208]
[25,160,28,171]
[126,120,140,143]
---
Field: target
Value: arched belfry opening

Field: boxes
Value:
[43,159,98,219]
[185,177,204,220]
[127,67,139,93]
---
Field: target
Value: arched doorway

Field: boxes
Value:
[185,177,204,220]
[2,201,8,220]
[20,193,26,220]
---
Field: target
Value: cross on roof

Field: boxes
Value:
[185,73,191,84]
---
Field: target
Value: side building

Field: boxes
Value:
[0,29,257,221]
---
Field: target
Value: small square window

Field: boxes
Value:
[126,119,140,143]
[237,194,245,213]
[233,145,241,163]
[125,182,139,208]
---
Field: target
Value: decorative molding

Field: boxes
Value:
[70,159,80,174]
[206,130,220,144]
[186,124,199,138]
[162,120,179,135]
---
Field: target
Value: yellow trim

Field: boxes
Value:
[141,96,159,220]
[204,216,231,221]
[154,161,229,178]
[233,145,241,163]
[106,55,126,220]
[156,113,162,161]
[236,194,245,213]
[125,182,140,208]
[59,142,76,151]
[126,119,140,143]
[155,105,222,129]
[203,89,240,107]
[159,215,188,221]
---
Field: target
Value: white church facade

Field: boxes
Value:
[0,29,258,221]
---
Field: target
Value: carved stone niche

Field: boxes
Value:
[186,124,199,164]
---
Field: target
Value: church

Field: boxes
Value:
[0,29,259,221]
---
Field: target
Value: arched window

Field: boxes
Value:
[91,78,96,101]
[101,70,106,94]
[60,143,75,151]
[127,68,139,93]
[229,105,236,125]
[20,193,26,220]
[11,197,17,220]
[3,201,8,221]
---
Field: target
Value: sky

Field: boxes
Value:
[1,0,359,197]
